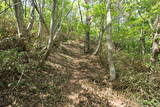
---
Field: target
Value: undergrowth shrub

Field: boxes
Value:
[0,49,29,88]
[0,17,17,39]
[99,49,160,106]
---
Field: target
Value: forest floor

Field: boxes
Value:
[1,39,141,107]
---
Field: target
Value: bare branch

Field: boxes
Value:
[33,0,50,34]
[0,2,21,15]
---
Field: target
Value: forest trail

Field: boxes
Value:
[0,39,141,107]
[41,39,140,107]
[1,0,159,106]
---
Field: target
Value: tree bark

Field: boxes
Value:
[151,16,160,64]
[78,0,83,24]
[106,0,116,80]
[140,28,145,54]
[38,0,45,37]
[94,30,104,55]
[84,1,90,53]
[40,0,57,65]
[27,0,35,32]
[93,15,105,55]
[12,0,28,38]
[40,0,75,66]
[33,0,49,35]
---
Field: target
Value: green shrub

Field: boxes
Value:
[99,49,160,106]
[0,49,28,88]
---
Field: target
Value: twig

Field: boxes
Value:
[53,0,76,40]
[33,0,50,34]
[12,70,25,89]
[0,2,21,15]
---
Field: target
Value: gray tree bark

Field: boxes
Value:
[32,0,49,35]
[40,0,57,65]
[12,0,28,38]
[140,28,145,54]
[106,0,116,80]
[38,0,45,37]
[93,15,105,55]
[78,0,83,24]
[27,0,35,32]
[151,16,160,64]
[40,0,75,66]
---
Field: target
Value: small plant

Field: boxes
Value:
[0,49,28,88]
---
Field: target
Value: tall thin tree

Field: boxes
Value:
[12,0,28,38]
[84,0,90,53]
[40,0,57,65]
[38,0,45,37]
[106,0,116,80]
[27,0,35,32]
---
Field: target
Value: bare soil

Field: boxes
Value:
[0,40,141,107]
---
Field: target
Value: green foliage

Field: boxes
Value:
[0,49,25,71]
[143,99,158,107]
[0,49,28,88]
[0,17,17,39]
[0,0,160,106]
[99,49,160,106]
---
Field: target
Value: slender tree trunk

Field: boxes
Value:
[78,0,83,24]
[106,0,116,80]
[85,30,90,53]
[38,0,45,37]
[27,0,35,31]
[84,7,90,53]
[32,0,49,35]
[140,28,145,54]
[151,32,159,63]
[93,15,105,55]
[151,16,160,64]
[93,31,104,55]
[40,0,57,65]
[40,0,75,66]
[12,0,28,38]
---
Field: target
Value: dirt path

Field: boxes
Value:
[43,40,140,107]
[2,40,141,107]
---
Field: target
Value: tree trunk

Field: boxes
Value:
[40,0,57,65]
[151,33,159,63]
[93,29,104,55]
[32,0,49,35]
[85,30,90,53]
[140,28,145,54]
[38,0,45,37]
[84,1,90,53]
[106,0,116,80]
[78,0,83,24]
[93,15,105,55]
[27,0,35,31]
[151,16,160,64]
[12,0,28,38]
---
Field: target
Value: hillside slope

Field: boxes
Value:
[0,40,141,107]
